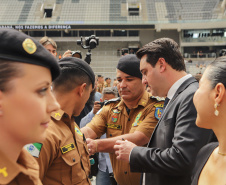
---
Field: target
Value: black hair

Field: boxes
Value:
[52,66,92,93]
[206,56,226,89]
[136,38,186,71]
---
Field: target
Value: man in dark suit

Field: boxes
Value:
[114,38,213,185]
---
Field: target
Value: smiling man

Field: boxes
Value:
[81,54,164,185]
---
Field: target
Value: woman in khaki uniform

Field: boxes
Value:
[0,29,60,185]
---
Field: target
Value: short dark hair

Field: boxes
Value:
[105,77,110,81]
[136,38,186,71]
[206,56,226,89]
[0,59,24,92]
[52,66,92,93]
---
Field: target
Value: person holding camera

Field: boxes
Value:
[80,87,118,185]
[81,54,164,185]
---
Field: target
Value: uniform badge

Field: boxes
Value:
[112,108,120,114]
[22,38,37,54]
[75,127,83,136]
[112,115,118,122]
[25,143,43,158]
[0,167,8,177]
[154,105,163,120]
[61,143,75,154]
[132,112,142,127]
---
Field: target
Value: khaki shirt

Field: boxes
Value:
[87,91,164,185]
[96,82,104,93]
[0,148,42,185]
[103,82,111,88]
[36,109,91,185]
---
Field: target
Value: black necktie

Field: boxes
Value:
[163,97,170,113]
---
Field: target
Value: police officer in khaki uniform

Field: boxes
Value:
[81,54,164,185]
[97,75,104,93]
[26,57,95,185]
[104,77,111,88]
[0,29,60,184]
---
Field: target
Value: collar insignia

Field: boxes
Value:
[0,167,8,177]
[55,112,61,118]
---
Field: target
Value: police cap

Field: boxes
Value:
[116,54,142,79]
[0,28,60,80]
[59,57,95,88]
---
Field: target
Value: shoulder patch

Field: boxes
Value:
[25,143,43,158]
[151,96,165,101]
[104,97,121,106]
[61,143,75,154]
[154,106,163,120]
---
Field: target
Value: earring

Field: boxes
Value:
[214,103,220,116]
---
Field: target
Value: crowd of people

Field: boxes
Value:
[0,28,226,185]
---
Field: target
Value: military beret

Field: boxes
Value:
[0,28,60,80]
[59,57,95,88]
[116,54,142,79]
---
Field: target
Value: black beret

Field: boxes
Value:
[59,57,95,88]
[116,54,142,79]
[0,28,60,80]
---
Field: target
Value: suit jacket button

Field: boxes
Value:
[124,171,127,174]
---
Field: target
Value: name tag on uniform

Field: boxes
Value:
[61,143,75,154]
[107,123,122,130]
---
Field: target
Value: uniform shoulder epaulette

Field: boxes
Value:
[150,96,165,101]
[104,97,121,106]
